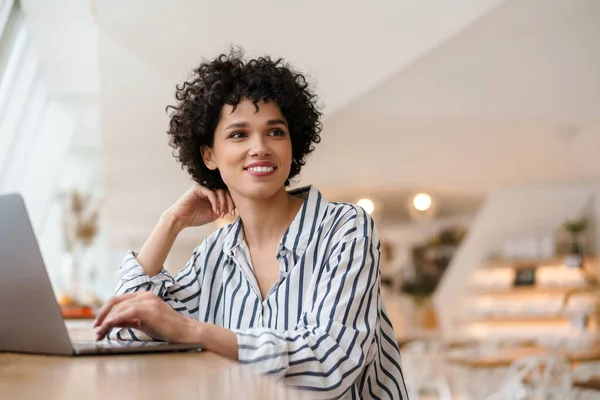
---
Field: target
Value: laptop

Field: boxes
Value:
[0,193,202,356]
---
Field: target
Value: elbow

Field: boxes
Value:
[286,348,369,399]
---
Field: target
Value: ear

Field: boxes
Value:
[200,146,217,170]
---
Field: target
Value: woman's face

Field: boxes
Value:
[202,99,293,199]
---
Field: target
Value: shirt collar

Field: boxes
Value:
[222,217,244,255]
[221,185,329,258]
[278,185,329,258]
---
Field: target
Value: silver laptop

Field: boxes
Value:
[0,193,202,356]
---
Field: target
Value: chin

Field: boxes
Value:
[243,183,285,200]
[228,179,287,200]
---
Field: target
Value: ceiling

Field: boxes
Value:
[19,0,98,94]
[19,0,600,246]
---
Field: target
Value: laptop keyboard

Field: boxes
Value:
[72,340,123,353]
[71,339,201,355]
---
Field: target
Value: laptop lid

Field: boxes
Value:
[0,193,74,355]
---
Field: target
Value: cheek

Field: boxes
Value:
[282,143,294,174]
[214,145,242,166]
[281,139,293,162]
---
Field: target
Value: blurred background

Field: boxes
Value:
[2,0,600,397]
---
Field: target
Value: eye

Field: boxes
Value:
[229,132,246,139]
[268,129,285,137]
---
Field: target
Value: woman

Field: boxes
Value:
[94,50,408,399]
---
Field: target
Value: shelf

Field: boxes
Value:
[483,256,597,269]
[469,284,599,296]
[466,314,594,324]
[461,253,600,342]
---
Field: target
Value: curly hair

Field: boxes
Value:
[166,48,323,190]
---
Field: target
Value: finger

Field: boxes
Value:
[96,321,141,341]
[94,292,142,327]
[93,293,140,327]
[95,305,140,340]
[224,191,235,215]
[96,319,141,341]
[198,187,219,215]
[215,190,227,217]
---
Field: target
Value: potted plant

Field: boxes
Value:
[400,278,438,331]
[60,191,100,310]
[563,218,588,268]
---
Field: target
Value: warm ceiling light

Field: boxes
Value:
[412,193,432,212]
[357,198,375,215]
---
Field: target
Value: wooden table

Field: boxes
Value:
[0,322,308,400]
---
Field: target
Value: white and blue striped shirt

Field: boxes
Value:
[111,185,408,399]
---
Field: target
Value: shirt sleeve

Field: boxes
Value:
[107,243,204,341]
[233,235,380,399]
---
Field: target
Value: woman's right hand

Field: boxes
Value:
[166,184,235,230]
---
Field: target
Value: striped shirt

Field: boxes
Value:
[111,185,408,399]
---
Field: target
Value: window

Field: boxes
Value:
[0,1,114,300]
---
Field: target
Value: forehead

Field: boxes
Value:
[218,99,285,124]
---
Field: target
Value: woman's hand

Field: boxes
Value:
[93,292,200,343]
[166,184,235,230]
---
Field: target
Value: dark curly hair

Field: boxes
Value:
[166,48,323,190]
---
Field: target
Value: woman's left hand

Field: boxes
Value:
[93,292,199,343]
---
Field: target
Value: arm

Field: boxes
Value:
[105,184,233,340]
[134,210,184,277]
[107,240,205,341]
[134,182,234,277]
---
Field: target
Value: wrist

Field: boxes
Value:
[181,319,205,344]
[160,209,185,234]
[181,321,238,360]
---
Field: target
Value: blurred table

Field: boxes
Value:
[446,345,600,369]
[0,322,307,400]
[446,345,543,368]
[574,377,600,391]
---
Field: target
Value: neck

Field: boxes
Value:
[231,186,304,248]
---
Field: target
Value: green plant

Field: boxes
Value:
[400,279,437,305]
[563,218,588,255]
[564,218,588,235]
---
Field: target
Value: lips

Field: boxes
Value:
[244,161,277,177]
[244,161,277,169]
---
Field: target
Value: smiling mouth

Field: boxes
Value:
[244,166,277,172]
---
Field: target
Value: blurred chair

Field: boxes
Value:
[485,354,572,400]
[571,362,600,400]
[401,340,453,400]
[446,340,522,399]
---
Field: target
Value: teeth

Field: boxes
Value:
[247,166,274,172]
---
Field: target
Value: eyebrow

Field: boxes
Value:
[224,118,288,131]
[266,118,288,127]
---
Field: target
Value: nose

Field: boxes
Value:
[248,133,272,157]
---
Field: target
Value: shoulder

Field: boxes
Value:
[192,221,236,258]
[324,201,380,246]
